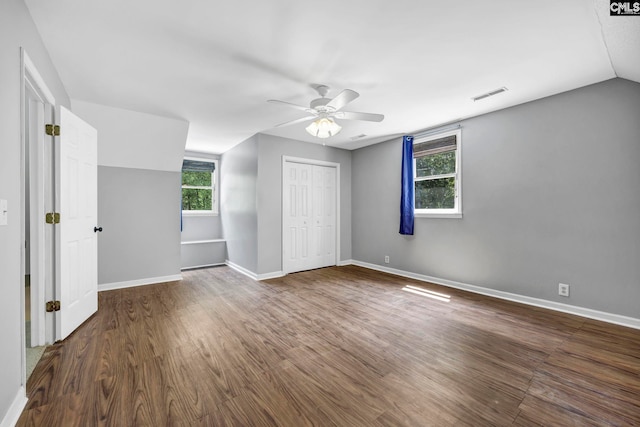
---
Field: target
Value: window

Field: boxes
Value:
[182,158,218,215]
[414,129,461,217]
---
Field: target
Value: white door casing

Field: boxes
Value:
[22,49,57,352]
[56,106,98,340]
[283,157,339,274]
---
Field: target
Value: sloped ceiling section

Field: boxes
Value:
[72,100,188,172]
[26,0,636,154]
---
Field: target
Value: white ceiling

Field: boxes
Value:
[25,0,639,154]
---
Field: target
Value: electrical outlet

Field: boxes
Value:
[384,255,390,264]
[558,283,570,297]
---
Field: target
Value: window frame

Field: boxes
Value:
[413,129,462,218]
[181,157,219,216]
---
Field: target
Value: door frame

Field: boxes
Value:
[281,156,340,274]
[20,49,56,385]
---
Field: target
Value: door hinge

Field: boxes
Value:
[46,300,61,312]
[45,212,60,224]
[45,124,60,136]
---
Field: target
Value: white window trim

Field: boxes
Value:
[182,157,219,216]
[413,129,462,218]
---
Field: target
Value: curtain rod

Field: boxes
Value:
[412,123,461,139]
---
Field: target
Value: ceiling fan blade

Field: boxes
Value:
[335,111,384,122]
[326,89,359,111]
[268,99,314,113]
[274,115,316,127]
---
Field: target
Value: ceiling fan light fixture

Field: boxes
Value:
[305,117,342,139]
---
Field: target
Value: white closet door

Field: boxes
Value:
[283,161,337,274]
[312,165,336,268]
[283,161,313,273]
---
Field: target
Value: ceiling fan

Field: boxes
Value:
[268,85,384,138]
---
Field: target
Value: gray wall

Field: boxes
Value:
[257,134,352,275]
[74,101,187,285]
[220,136,259,273]
[220,133,352,276]
[0,0,71,422]
[352,78,640,318]
[98,166,181,285]
[181,215,222,243]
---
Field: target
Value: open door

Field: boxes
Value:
[56,106,98,340]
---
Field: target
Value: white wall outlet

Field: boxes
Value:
[0,199,7,226]
[558,283,570,297]
[384,255,390,264]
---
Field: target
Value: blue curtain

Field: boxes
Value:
[400,135,414,235]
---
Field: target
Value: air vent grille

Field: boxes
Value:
[472,87,508,102]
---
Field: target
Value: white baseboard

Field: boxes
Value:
[225,260,257,280]
[257,271,285,280]
[98,274,183,292]
[347,260,640,330]
[181,263,225,271]
[0,387,27,427]
[181,239,226,245]
[224,260,284,281]
[226,259,359,281]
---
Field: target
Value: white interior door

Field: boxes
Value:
[56,106,98,340]
[283,160,337,274]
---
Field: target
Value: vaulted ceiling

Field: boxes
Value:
[25,0,640,154]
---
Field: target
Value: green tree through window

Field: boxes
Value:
[182,160,216,212]
[415,152,456,209]
[413,130,461,214]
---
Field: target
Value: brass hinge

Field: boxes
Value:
[45,124,60,136]
[46,300,61,312]
[45,212,60,224]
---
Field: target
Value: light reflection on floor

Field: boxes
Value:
[402,284,451,302]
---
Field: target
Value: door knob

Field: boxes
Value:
[94,226,103,233]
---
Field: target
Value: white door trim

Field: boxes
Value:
[282,156,341,274]
[23,52,56,105]
[20,48,56,389]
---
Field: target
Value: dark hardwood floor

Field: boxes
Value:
[17,265,640,426]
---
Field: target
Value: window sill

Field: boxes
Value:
[415,212,462,219]
[182,211,219,217]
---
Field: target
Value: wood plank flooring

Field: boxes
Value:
[17,265,640,426]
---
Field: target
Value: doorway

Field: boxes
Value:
[21,50,56,381]
[282,157,340,274]
[24,83,47,378]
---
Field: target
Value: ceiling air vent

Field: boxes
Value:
[350,134,367,140]
[472,87,508,102]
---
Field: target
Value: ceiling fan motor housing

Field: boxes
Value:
[310,97,333,113]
